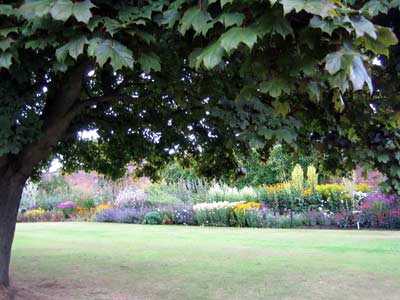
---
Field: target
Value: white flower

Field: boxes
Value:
[193,201,244,211]
[115,187,148,208]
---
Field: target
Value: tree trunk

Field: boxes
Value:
[0,62,89,289]
[0,172,27,288]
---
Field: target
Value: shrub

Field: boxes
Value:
[233,202,261,227]
[356,183,372,193]
[291,164,304,196]
[18,210,65,222]
[291,213,307,227]
[263,182,291,212]
[159,205,197,225]
[25,208,45,216]
[362,192,398,210]
[36,191,73,210]
[96,208,148,223]
[55,201,77,216]
[143,211,163,225]
[195,208,233,227]
[146,184,183,206]
[19,181,39,213]
[304,210,336,226]
[194,201,242,226]
[115,187,148,208]
[276,215,292,228]
[246,209,264,228]
[314,184,351,211]
[306,165,318,191]
[95,203,112,213]
[79,198,96,210]
[207,182,259,203]
[265,213,305,228]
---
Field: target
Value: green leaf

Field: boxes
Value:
[332,91,345,112]
[49,0,73,21]
[0,38,14,51]
[0,51,12,69]
[348,16,377,39]
[19,0,52,19]
[303,0,338,18]
[88,17,121,35]
[362,25,398,57]
[87,38,102,57]
[219,13,244,28]
[56,35,89,62]
[272,100,290,118]
[158,9,181,28]
[307,81,321,102]
[53,61,68,73]
[310,16,338,35]
[73,0,95,23]
[259,79,291,98]
[221,0,234,7]
[179,7,212,35]
[0,27,18,37]
[25,38,57,50]
[275,128,296,144]
[220,27,258,53]
[138,52,161,73]
[0,4,16,16]
[50,0,95,23]
[377,153,390,163]
[281,0,305,14]
[255,10,293,38]
[94,39,134,70]
[257,127,274,139]
[281,0,337,18]
[190,41,225,69]
[349,56,373,93]
[362,0,389,16]
[328,71,349,92]
[133,30,157,45]
[324,51,342,75]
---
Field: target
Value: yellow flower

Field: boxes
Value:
[303,188,312,197]
[233,202,261,214]
[264,182,290,195]
[356,183,372,193]
[95,203,112,212]
[315,184,345,196]
[25,208,45,216]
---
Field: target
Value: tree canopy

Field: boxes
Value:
[1,0,400,289]
[0,0,399,184]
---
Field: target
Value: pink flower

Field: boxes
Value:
[56,201,77,209]
[335,214,344,220]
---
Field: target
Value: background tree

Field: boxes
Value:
[0,0,399,290]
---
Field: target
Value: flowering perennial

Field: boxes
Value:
[362,192,397,207]
[56,201,77,209]
[233,202,261,214]
[115,187,148,208]
[193,201,244,211]
[25,208,45,216]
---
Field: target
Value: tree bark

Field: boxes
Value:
[0,171,27,288]
[0,62,90,289]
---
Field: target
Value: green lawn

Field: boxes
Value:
[10,223,400,300]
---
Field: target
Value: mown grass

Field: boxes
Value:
[10,223,400,300]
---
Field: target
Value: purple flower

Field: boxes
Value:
[96,207,150,223]
[56,201,77,209]
[363,193,398,209]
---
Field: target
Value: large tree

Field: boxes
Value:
[0,0,399,289]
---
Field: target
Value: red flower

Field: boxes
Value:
[362,204,373,210]
[336,214,344,220]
